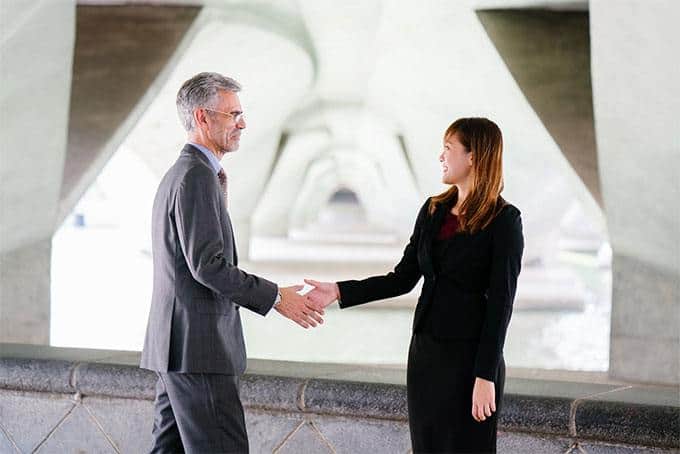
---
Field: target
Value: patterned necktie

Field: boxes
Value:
[217,168,228,207]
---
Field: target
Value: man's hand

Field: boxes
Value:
[471,377,496,422]
[274,285,325,329]
[304,279,340,309]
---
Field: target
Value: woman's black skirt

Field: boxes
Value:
[407,332,505,454]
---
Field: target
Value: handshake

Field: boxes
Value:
[273,279,339,329]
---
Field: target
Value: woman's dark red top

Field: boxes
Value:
[436,211,459,240]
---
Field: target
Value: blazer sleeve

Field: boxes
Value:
[473,207,524,381]
[336,199,429,308]
[174,166,277,316]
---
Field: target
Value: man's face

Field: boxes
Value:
[203,90,246,155]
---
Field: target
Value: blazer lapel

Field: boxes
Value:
[421,201,449,276]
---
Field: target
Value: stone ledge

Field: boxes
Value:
[576,400,679,448]
[0,358,75,394]
[304,379,408,420]
[500,394,572,436]
[1,343,678,449]
[241,374,305,412]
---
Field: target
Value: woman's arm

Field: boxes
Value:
[306,199,430,309]
[473,207,524,381]
[471,207,524,422]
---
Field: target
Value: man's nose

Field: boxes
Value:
[237,117,246,129]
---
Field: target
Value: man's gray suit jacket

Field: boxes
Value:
[141,144,277,375]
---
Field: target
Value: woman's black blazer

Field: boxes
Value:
[337,197,524,381]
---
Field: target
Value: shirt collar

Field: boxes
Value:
[188,142,222,175]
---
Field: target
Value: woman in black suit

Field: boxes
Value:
[305,117,524,454]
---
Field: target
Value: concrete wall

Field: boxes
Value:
[0,345,678,453]
[590,0,680,385]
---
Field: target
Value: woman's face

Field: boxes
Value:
[439,133,473,185]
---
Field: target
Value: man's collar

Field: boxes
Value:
[188,142,222,174]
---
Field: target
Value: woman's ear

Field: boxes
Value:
[468,152,474,167]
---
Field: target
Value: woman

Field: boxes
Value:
[305,117,524,453]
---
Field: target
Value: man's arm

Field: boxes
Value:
[174,167,323,326]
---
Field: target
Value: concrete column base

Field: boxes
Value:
[0,239,52,344]
[609,254,679,385]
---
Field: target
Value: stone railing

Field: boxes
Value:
[0,343,678,453]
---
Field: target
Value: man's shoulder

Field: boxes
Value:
[181,158,214,180]
[170,150,214,181]
[155,150,212,195]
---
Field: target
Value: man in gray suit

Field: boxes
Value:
[141,72,324,453]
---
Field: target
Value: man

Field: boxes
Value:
[141,72,324,453]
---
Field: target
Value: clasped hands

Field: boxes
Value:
[273,279,340,329]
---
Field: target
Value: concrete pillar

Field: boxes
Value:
[2,3,203,343]
[0,1,76,343]
[590,0,680,384]
[0,240,52,344]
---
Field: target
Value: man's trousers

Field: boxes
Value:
[149,372,248,454]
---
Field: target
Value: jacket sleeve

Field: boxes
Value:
[337,199,429,308]
[174,166,277,316]
[474,207,524,381]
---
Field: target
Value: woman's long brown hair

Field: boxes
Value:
[428,117,506,233]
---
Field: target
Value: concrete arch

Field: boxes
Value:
[289,151,393,233]
[252,106,423,239]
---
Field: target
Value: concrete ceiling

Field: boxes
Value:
[54,0,605,263]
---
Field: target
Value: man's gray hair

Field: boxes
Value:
[176,72,242,132]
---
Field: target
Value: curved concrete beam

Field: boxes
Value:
[251,130,332,236]
[1,0,75,254]
[58,4,202,225]
[476,9,601,207]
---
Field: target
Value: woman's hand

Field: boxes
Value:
[304,279,341,308]
[471,377,496,422]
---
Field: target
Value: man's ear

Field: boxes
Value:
[193,108,208,129]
